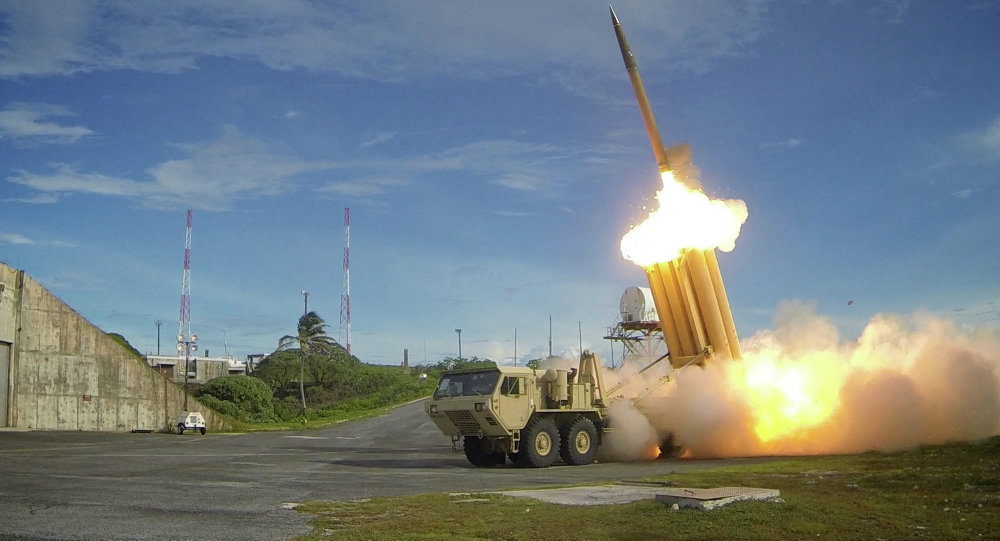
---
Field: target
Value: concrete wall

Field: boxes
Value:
[0,263,232,432]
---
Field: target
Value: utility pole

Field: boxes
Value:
[548,314,552,357]
[302,290,309,316]
[154,320,161,355]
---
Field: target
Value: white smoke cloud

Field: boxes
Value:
[604,301,1000,460]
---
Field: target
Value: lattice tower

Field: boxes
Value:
[339,207,351,354]
[178,210,192,339]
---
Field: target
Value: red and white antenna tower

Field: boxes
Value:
[178,210,193,340]
[339,207,351,354]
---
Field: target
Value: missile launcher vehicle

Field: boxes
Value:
[425,350,700,467]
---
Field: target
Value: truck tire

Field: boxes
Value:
[515,416,559,468]
[463,436,505,467]
[560,416,598,466]
[178,424,185,435]
[200,427,207,435]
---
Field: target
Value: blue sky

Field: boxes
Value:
[1,1,997,365]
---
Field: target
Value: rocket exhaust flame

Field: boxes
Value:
[605,8,1000,461]
[655,305,1000,458]
[601,304,1000,461]
[620,170,748,268]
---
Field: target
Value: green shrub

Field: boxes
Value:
[196,395,241,419]
[273,395,303,421]
[250,350,301,391]
[194,375,277,423]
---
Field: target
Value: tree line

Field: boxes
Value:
[193,312,501,425]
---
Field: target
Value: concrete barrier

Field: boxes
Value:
[0,263,233,432]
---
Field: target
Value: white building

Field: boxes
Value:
[145,354,248,385]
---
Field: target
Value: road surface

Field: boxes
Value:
[0,399,753,540]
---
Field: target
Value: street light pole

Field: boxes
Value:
[155,320,161,355]
[302,290,309,316]
[455,328,462,361]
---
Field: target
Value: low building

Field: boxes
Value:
[145,355,248,384]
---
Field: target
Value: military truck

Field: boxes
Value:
[425,350,702,467]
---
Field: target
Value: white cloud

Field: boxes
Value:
[320,138,574,197]
[340,138,577,195]
[430,140,568,192]
[8,126,339,210]
[360,131,397,148]
[3,193,61,204]
[0,232,75,248]
[495,173,551,192]
[0,1,774,82]
[319,176,408,198]
[11,165,152,197]
[5,128,585,208]
[0,232,35,245]
[0,103,93,143]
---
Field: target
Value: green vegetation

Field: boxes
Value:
[107,332,143,359]
[277,311,339,409]
[295,436,1000,540]
[193,375,277,423]
[191,310,501,429]
[195,350,436,429]
[432,356,497,372]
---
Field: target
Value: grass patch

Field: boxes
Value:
[295,436,1000,540]
[240,400,421,432]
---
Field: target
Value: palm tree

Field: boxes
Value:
[277,311,336,410]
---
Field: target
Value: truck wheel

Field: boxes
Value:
[463,436,505,467]
[200,427,207,435]
[516,416,559,468]
[178,424,185,435]
[560,416,598,466]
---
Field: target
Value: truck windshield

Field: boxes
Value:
[434,370,501,399]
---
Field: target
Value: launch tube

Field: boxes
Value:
[705,249,742,360]
[685,250,732,361]
[612,6,743,364]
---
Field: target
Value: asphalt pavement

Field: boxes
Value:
[0,399,753,540]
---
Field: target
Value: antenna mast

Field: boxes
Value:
[548,314,552,357]
[339,207,351,354]
[178,210,192,340]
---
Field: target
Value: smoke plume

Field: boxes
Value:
[605,300,1000,459]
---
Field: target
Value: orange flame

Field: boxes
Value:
[736,349,846,442]
[620,171,748,267]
